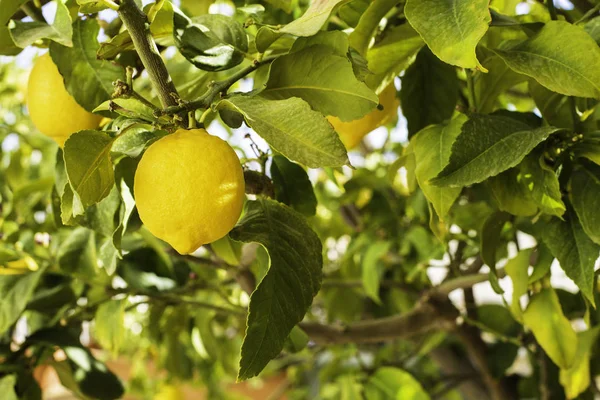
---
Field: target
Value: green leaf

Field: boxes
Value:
[348,0,397,56]
[290,30,349,56]
[218,94,348,168]
[262,46,377,121]
[364,367,430,400]
[559,327,600,399]
[585,16,600,45]
[365,23,424,92]
[520,151,565,217]
[270,155,317,216]
[400,47,459,138]
[412,115,466,219]
[431,114,560,187]
[475,56,528,113]
[111,125,167,159]
[278,0,348,36]
[57,227,97,276]
[0,268,44,334]
[78,186,121,239]
[64,130,115,208]
[480,211,511,281]
[230,199,322,380]
[570,164,600,244]
[362,241,391,304]
[50,18,125,111]
[0,0,28,55]
[9,0,72,47]
[494,21,600,99]
[505,249,532,321]
[174,13,248,71]
[542,209,598,306]
[488,168,538,216]
[93,98,157,122]
[523,288,578,369]
[283,325,309,353]
[404,0,491,69]
[95,299,126,355]
[0,375,18,400]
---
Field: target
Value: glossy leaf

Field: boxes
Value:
[231,199,322,380]
[495,21,600,99]
[523,288,578,369]
[404,0,491,69]
[49,19,125,112]
[218,94,349,168]
[431,114,560,187]
[263,46,378,121]
[542,209,599,306]
[174,13,248,71]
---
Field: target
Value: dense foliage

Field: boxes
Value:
[1,0,600,399]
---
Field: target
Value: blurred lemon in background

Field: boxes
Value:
[327,83,399,149]
[27,53,102,146]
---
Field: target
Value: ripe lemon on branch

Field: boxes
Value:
[134,128,245,254]
[327,84,399,149]
[27,53,102,146]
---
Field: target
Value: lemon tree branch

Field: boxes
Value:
[117,0,180,108]
[162,56,278,115]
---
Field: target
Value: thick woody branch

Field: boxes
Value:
[300,301,457,345]
[118,0,180,108]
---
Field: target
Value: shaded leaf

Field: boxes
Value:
[505,249,532,320]
[362,241,391,304]
[542,209,599,306]
[270,155,317,216]
[230,199,322,380]
[0,268,45,334]
[400,47,459,137]
[364,367,430,400]
[570,164,600,244]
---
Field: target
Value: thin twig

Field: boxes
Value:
[547,0,558,20]
[162,56,278,115]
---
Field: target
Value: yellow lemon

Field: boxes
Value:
[327,83,399,149]
[0,256,39,275]
[27,53,102,146]
[134,128,245,254]
[153,384,184,400]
